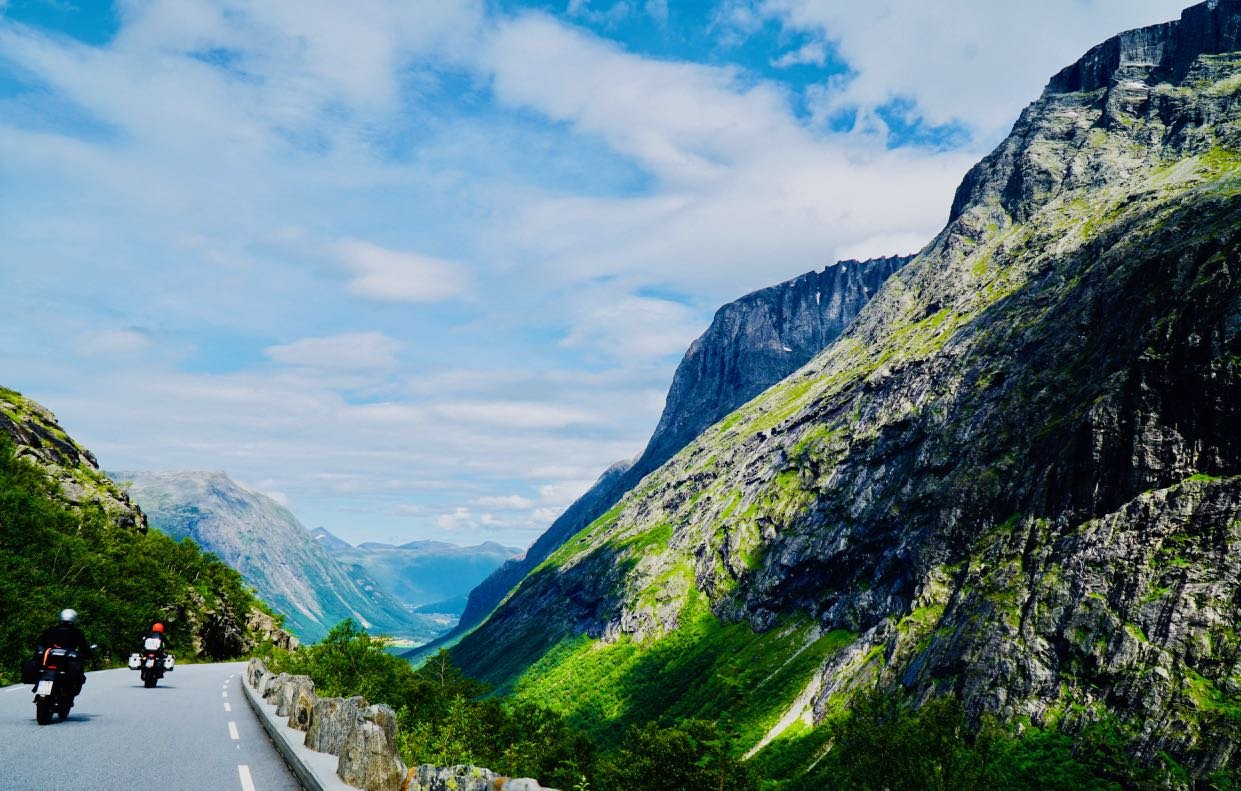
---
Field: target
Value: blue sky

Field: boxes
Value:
[0,0,1191,546]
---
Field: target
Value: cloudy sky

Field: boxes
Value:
[1,0,1191,546]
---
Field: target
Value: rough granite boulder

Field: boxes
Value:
[306,695,367,755]
[402,765,497,791]
[247,657,267,688]
[401,766,558,791]
[260,671,289,703]
[276,674,314,719]
[337,704,407,791]
[288,678,318,731]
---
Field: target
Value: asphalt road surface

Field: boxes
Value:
[0,662,301,791]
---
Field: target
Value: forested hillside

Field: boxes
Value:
[0,386,283,681]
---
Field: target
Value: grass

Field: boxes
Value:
[509,592,857,756]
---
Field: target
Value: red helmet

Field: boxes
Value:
[152,623,165,633]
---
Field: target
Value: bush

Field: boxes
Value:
[594,718,759,791]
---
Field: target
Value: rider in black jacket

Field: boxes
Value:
[35,609,92,690]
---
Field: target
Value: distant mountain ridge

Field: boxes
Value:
[119,471,445,643]
[311,527,520,616]
[441,255,911,646]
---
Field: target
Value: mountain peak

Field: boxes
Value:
[1049,0,1241,95]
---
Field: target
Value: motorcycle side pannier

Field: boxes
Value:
[127,653,141,670]
[20,656,40,684]
[162,654,175,671]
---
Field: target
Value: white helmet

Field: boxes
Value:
[59,609,78,624]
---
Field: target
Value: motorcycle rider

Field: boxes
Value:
[141,622,172,656]
[34,609,92,692]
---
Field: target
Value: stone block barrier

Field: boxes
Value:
[244,658,560,791]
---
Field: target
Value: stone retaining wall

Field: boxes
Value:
[246,659,560,791]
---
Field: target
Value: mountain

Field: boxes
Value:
[310,526,352,553]
[446,255,911,642]
[310,528,520,614]
[118,471,446,644]
[0,387,287,677]
[449,1,1241,782]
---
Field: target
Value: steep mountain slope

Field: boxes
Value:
[452,1,1241,780]
[0,387,286,676]
[451,256,910,638]
[311,528,520,614]
[119,471,443,644]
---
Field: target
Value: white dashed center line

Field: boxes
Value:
[222,691,229,698]
[228,721,240,740]
[238,764,256,791]
[224,701,232,712]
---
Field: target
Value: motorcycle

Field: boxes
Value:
[129,637,174,688]
[30,646,93,725]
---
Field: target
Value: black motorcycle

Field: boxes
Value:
[29,647,90,725]
[129,639,174,688]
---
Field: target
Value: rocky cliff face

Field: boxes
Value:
[120,471,442,644]
[0,385,148,533]
[449,257,909,640]
[452,1,1241,781]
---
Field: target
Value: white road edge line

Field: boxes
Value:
[238,764,256,791]
[228,721,240,740]
[224,702,232,712]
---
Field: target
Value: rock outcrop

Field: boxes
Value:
[0,385,148,532]
[443,255,910,646]
[450,1,1241,782]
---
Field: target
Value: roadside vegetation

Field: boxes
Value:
[268,619,1239,790]
[0,437,267,683]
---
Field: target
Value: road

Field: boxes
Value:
[0,662,301,791]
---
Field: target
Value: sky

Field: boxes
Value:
[0,0,1193,547]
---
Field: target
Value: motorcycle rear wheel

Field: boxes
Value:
[56,696,71,720]
[35,698,52,725]
[144,674,156,688]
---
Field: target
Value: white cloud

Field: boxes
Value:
[771,41,827,68]
[266,332,404,371]
[759,0,1192,139]
[488,13,799,186]
[561,294,705,363]
[474,494,536,510]
[431,401,604,429]
[531,506,564,524]
[263,489,292,508]
[482,12,975,301]
[437,506,473,531]
[539,479,596,507]
[77,328,155,357]
[335,240,470,303]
